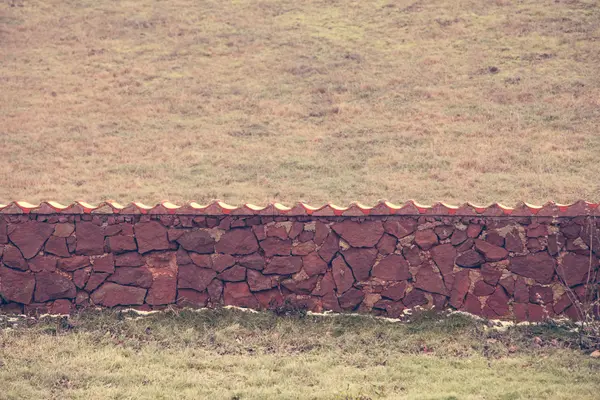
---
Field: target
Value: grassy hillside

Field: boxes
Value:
[1,0,599,205]
[1,309,599,399]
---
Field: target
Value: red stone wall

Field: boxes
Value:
[0,210,598,320]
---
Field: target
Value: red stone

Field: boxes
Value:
[177,289,208,307]
[321,292,341,312]
[58,256,91,272]
[473,280,495,296]
[223,282,258,308]
[332,255,354,294]
[527,303,550,322]
[557,253,598,287]
[45,236,70,257]
[451,229,468,246]
[474,239,508,262]
[168,229,184,242]
[376,234,397,255]
[134,221,169,254]
[189,253,212,268]
[34,272,76,302]
[383,218,417,239]
[529,285,553,305]
[455,250,484,268]
[381,281,407,301]
[302,253,328,277]
[211,254,236,272]
[338,288,365,310]
[0,218,6,244]
[266,224,288,240]
[254,289,284,309]
[414,263,448,295]
[73,267,91,288]
[2,245,28,270]
[414,229,438,250]
[177,230,216,253]
[92,254,115,273]
[115,252,145,267]
[513,303,528,322]
[314,221,330,245]
[49,299,72,315]
[527,223,547,238]
[499,276,515,295]
[105,225,122,237]
[332,220,384,247]
[291,241,316,256]
[317,232,339,263]
[553,293,573,315]
[461,293,482,316]
[430,244,456,277]
[91,283,146,307]
[282,275,319,294]
[263,256,302,275]
[0,266,34,303]
[237,253,265,270]
[215,229,258,255]
[485,231,505,247]
[480,264,502,285]
[109,267,153,288]
[449,269,470,309]
[372,254,411,281]
[402,289,428,308]
[8,221,54,259]
[28,255,57,273]
[509,252,555,284]
[513,278,529,303]
[207,279,223,304]
[247,269,277,291]
[312,271,336,296]
[177,265,216,292]
[342,248,377,281]
[260,238,292,257]
[434,225,454,240]
[288,222,304,239]
[561,223,581,239]
[53,223,74,238]
[505,231,524,252]
[547,234,564,256]
[466,224,483,238]
[456,239,474,253]
[218,265,246,282]
[298,230,314,243]
[75,222,105,255]
[108,235,137,253]
[403,246,422,266]
[84,273,109,292]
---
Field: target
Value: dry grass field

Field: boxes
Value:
[1,309,599,400]
[1,0,600,206]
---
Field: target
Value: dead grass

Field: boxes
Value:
[1,0,600,205]
[0,308,599,399]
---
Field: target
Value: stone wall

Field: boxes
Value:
[0,201,598,320]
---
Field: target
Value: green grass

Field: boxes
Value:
[0,309,598,399]
[1,0,600,205]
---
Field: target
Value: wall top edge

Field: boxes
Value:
[0,200,598,217]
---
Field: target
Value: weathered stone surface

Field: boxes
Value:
[449,269,470,309]
[312,271,336,296]
[376,234,397,255]
[332,255,354,294]
[527,223,547,238]
[247,269,277,291]
[53,223,74,238]
[473,280,495,296]
[211,254,236,272]
[2,245,28,270]
[466,224,483,238]
[84,273,109,292]
[455,250,484,268]
[34,272,76,302]
[402,289,428,308]
[144,252,178,305]
[291,241,316,256]
[509,253,555,284]
[529,285,553,305]
[451,229,468,246]
[49,299,73,315]
[302,253,328,277]
[372,254,411,281]
[434,225,454,240]
[342,248,377,281]
[134,221,169,254]
[9,221,54,259]
[45,236,70,257]
[314,221,329,245]
[481,264,503,286]
[223,282,258,308]
[403,246,422,267]
[414,264,448,295]
[218,265,247,282]
[485,231,505,247]
[505,232,524,253]
[108,235,137,253]
[91,283,146,307]
[557,253,598,287]
[266,224,288,240]
[338,288,365,310]
[92,254,115,273]
[317,232,339,263]
[263,256,302,275]
[215,229,258,255]
[383,219,417,239]
[254,289,284,309]
[73,267,91,289]
[332,220,384,247]
[58,256,91,272]
[177,230,216,254]
[430,244,456,277]
[461,293,482,316]
[485,288,509,317]
[207,279,223,304]
[414,229,438,250]
[28,255,57,273]
[75,222,105,255]
[0,266,35,303]
[109,267,153,288]
[474,239,508,261]
[282,275,319,294]
[115,252,144,267]
[381,281,407,301]
[178,264,216,292]
[237,253,265,271]
[513,278,529,303]
[260,238,292,257]
[177,289,209,307]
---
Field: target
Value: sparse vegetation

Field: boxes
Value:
[1,309,599,399]
[1,0,599,205]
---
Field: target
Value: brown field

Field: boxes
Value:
[1,0,600,206]
[1,309,599,400]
